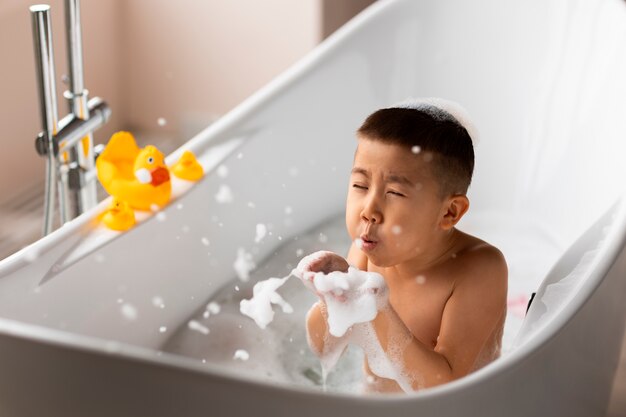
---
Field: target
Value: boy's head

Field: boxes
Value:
[356,101,475,198]
[346,100,476,267]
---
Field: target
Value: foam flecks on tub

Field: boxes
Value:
[38,136,244,284]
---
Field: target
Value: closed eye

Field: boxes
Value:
[352,184,368,190]
[387,190,405,197]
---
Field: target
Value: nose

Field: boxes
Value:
[361,194,383,224]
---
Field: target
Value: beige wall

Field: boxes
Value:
[120,0,321,139]
[0,0,124,201]
[0,0,373,203]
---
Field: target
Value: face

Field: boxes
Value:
[346,137,448,268]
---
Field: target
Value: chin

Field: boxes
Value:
[365,253,394,268]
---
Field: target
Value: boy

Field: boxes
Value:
[303,99,508,393]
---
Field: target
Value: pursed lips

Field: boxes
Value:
[359,230,379,251]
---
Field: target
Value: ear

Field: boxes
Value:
[440,195,470,230]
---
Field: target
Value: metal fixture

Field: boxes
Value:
[30,1,111,236]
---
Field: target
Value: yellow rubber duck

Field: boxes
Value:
[171,150,204,181]
[96,131,172,211]
[102,198,136,231]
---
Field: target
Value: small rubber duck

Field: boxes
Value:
[171,150,204,181]
[96,131,172,211]
[102,198,135,231]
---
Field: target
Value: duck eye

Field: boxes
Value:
[147,156,154,164]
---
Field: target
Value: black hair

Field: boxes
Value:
[356,106,474,198]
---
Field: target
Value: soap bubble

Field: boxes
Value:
[207,301,221,314]
[203,311,210,319]
[288,167,299,177]
[159,326,167,333]
[416,275,426,285]
[215,185,234,203]
[319,233,328,243]
[237,152,243,159]
[152,296,165,309]
[235,285,240,291]
[156,211,167,222]
[188,320,209,335]
[411,145,421,154]
[391,225,402,235]
[217,165,229,178]
[201,237,210,246]
[157,117,167,127]
[355,238,364,249]
[234,248,256,282]
[181,225,190,233]
[284,206,293,215]
[296,248,304,257]
[121,303,138,321]
[176,203,184,210]
[255,224,267,243]
[247,202,256,208]
[233,349,250,361]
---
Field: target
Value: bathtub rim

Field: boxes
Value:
[0,0,396,274]
[1,0,625,403]
[0,193,624,404]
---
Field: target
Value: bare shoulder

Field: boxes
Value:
[453,232,508,291]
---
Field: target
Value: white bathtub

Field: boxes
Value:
[2,0,626,415]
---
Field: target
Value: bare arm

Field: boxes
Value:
[304,241,367,356]
[371,246,508,388]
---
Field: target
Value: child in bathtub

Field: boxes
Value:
[303,99,508,393]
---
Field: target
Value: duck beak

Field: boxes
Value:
[150,166,170,186]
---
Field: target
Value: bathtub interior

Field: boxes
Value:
[0,0,625,397]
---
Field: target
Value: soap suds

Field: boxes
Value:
[239,250,417,392]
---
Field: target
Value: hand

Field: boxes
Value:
[305,251,349,275]
[296,251,350,301]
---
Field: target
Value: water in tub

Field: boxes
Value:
[163,216,367,392]
[163,212,559,393]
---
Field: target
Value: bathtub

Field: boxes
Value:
[2,0,626,415]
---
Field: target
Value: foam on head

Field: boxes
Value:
[391,97,480,145]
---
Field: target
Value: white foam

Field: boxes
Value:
[239,251,418,392]
[233,349,250,361]
[254,223,267,243]
[392,97,480,145]
[217,164,229,178]
[151,296,165,309]
[121,303,138,321]
[215,185,234,203]
[188,320,209,335]
[207,302,221,314]
[233,248,256,282]
[240,275,294,329]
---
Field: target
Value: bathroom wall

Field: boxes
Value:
[0,0,124,202]
[0,0,374,210]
